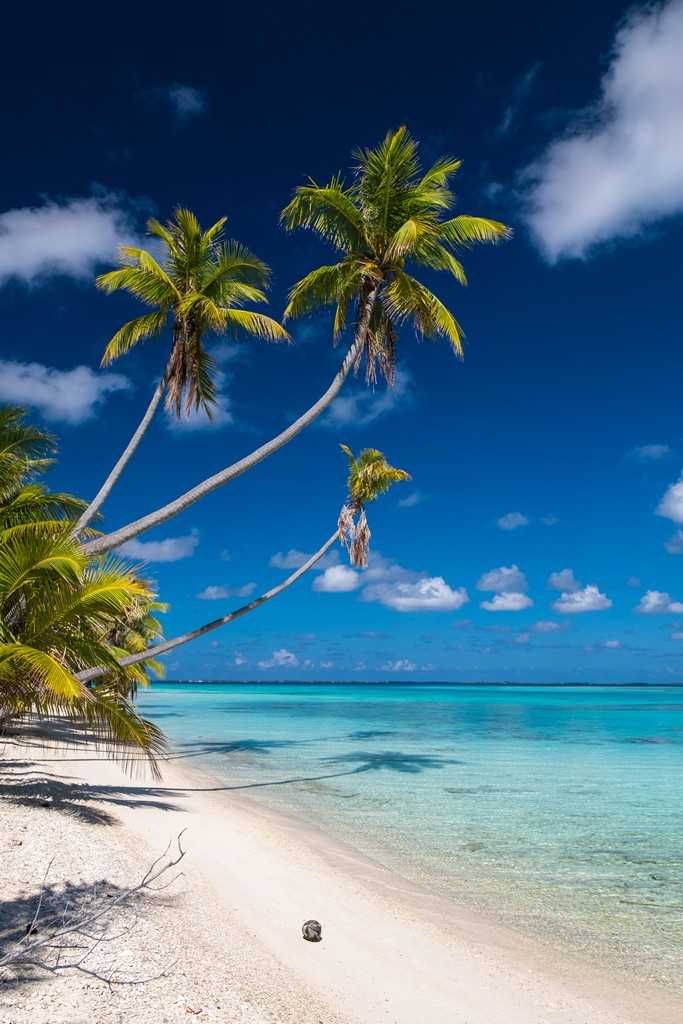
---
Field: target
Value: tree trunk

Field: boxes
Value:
[75,530,340,682]
[72,366,171,537]
[81,289,377,557]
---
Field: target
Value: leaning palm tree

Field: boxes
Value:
[77,446,409,681]
[281,125,511,386]
[81,130,508,558]
[74,209,290,534]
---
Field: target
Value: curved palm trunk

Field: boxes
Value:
[75,531,340,683]
[81,287,377,558]
[72,366,171,537]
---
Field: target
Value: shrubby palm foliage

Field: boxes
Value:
[76,209,290,533]
[81,132,507,557]
[0,407,166,774]
[281,126,510,385]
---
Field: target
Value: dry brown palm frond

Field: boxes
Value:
[350,509,371,568]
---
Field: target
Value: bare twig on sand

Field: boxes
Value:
[0,832,186,986]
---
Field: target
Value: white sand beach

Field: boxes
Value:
[1,731,681,1024]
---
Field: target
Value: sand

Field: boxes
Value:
[1,728,681,1024]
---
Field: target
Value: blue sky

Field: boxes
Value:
[2,0,683,682]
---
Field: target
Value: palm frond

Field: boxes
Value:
[100,311,169,365]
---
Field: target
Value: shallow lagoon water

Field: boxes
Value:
[138,683,683,988]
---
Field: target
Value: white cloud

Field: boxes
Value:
[323,367,412,427]
[257,648,299,669]
[552,585,612,613]
[634,589,683,614]
[270,548,339,570]
[497,511,529,531]
[398,491,424,508]
[0,193,138,285]
[531,620,565,634]
[234,652,247,666]
[541,515,559,526]
[627,443,672,461]
[523,0,683,260]
[670,632,683,640]
[119,529,199,563]
[656,473,683,524]
[312,565,363,593]
[476,565,529,593]
[363,578,469,613]
[604,639,622,649]
[197,583,256,600]
[0,360,130,424]
[626,576,642,587]
[480,592,533,612]
[320,661,333,669]
[664,530,683,554]
[548,568,582,593]
[381,660,417,672]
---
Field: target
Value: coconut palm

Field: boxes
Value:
[281,125,511,385]
[77,446,409,680]
[74,209,290,534]
[0,406,167,773]
[80,131,508,559]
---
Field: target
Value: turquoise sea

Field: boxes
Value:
[137,683,683,988]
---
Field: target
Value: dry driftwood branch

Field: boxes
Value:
[0,832,186,986]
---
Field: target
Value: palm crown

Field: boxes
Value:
[97,207,290,418]
[281,126,510,385]
[338,444,410,568]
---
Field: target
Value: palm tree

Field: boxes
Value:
[281,125,511,386]
[80,130,508,558]
[77,446,409,680]
[0,406,167,774]
[74,209,290,534]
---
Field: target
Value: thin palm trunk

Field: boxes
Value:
[81,289,377,557]
[72,363,171,536]
[75,531,340,682]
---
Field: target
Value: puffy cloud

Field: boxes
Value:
[497,511,529,531]
[197,583,256,600]
[634,589,683,614]
[627,443,672,461]
[548,568,581,593]
[381,660,417,672]
[234,652,247,666]
[584,639,623,651]
[480,592,533,612]
[0,360,130,424]
[530,620,566,634]
[664,530,683,554]
[0,192,138,285]
[476,565,529,593]
[552,585,612,613]
[656,473,683,524]
[523,0,683,260]
[312,565,363,593]
[257,648,299,670]
[320,661,334,669]
[119,529,199,563]
[626,576,642,587]
[270,548,338,570]
[363,577,469,613]
[324,367,412,427]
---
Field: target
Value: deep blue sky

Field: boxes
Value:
[2,0,683,682]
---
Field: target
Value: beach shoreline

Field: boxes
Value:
[1,729,681,1024]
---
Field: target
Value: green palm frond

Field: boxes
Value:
[101,311,169,365]
[338,445,410,568]
[437,215,511,247]
[280,178,365,251]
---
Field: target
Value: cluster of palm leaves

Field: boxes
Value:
[0,407,166,773]
[2,128,509,771]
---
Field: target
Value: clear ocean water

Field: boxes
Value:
[137,683,683,988]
